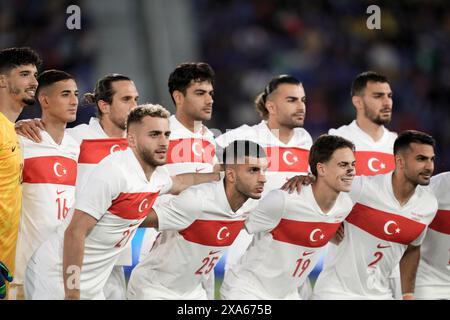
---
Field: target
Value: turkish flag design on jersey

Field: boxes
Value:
[22,156,77,185]
[355,151,395,176]
[78,138,128,164]
[167,138,216,164]
[179,219,245,246]
[264,147,309,172]
[429,209,450,235]
[271,219,341,248]
[346,203,426,244]
[109,192,159,220]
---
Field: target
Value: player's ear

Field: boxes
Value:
[225,166,236,183]
[127,132,137,148]
[265,100,276,116]
[394,153,405,170]
[316,162,326,177]
[0,74,7,88]
[98,99,110,115]
[173,90,184,107]
[38,94,48,109]
[352,95,363,111]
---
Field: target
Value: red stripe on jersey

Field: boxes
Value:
[429,209,450,235]
[355,151,395,176]
[271,219,341,248]
[346,203,426,245]
[167,138,216,164]
[264,147,309,172]
[109,192,159,220]
[22,156,77,185]
[78,138,128,164]
[179,219,245,246]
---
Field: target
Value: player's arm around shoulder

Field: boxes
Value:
[245,189,287,234]
[141,186,202,230]
[169,171,221,195]
[63,209,98,300]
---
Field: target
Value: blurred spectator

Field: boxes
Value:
[194,0,450,172]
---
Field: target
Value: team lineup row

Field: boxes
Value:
[0,47,448,300]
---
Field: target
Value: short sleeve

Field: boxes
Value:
[429,172,450,200]
[328,128,338,135]
[75,161,124,220]
[348,176,363,204]
[154,166,173,195]
[155,186,202,231]
[245,189,286,234]
[410,227,428,246]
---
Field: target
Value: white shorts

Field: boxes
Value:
[220,271,300,300]
[127,280,207,300]
[103,266,126,300]
[24,253,65,300]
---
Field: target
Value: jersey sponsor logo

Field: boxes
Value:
[376,243,391,249]
[23,156,77,185]
[354,151,395,176]
[346,203,426,244]
[167,138,216,164]
[56,189,66,195]
[209,250,221,255]
[428,209,450,235]
[264,147,309,172]
[302,251,315,256]
[78,138,128,164]
[179,219,245,246]
[195,167,205,173]
[109,192,159,220]
[271,219,341,248]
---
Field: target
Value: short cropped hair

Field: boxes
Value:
[168,62,215,104]
[309,135,355,177]
[0,47,42,74]
[220,140,266,166]
[255,75,302,120]
[36,70,75,97]
[351,71,388,96]
[126,103,170,131]
[393,130,435,155]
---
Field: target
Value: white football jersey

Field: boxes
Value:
[221,186,353,299]
[127,180,258,299]
[25,148,172,299]
[329,120,397,176]
[14,131,79,284]
[66,117,131,266]
[216,120,313,272]
[139,115,217,258]
[216,121,312,193]
[313,173,438,299]
[415,172,450,299]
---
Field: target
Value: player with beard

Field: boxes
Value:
[327,71,400,298]
[24,104,221,300]
[139,62,218,298]
[284,131,438,299]
[128,140,267,300]
[0,47,41,299]
[215,74,313,298]
[15,74,140,299]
